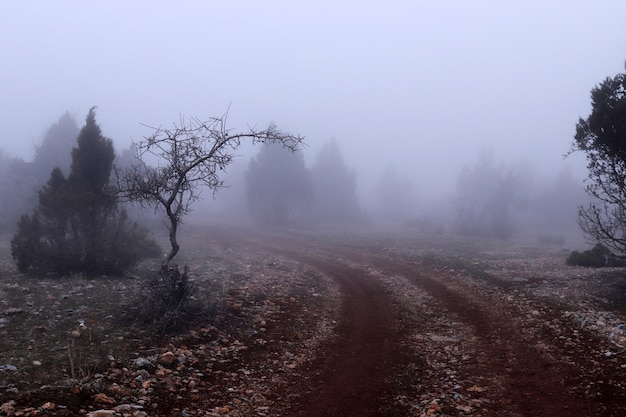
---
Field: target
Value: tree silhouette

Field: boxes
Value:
[310,140,361,223]
[31,111,79,184]
[453,152,528,240]
[0,152,34,232]
[0,113,79,232]
[117,113,304,263]
[11,108,159,274]
[246,142,312,225]
[374,165,416,221]
[569,63,626,255]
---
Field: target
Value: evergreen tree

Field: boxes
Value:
[0,151,35,232]
[31,111,79,184]
[245,143,313,225]
[375,165,417,221]
[66,108,118,269]
[453,151,529,240]
[569,63,626,255]
[0,112,80,232]
[310,140,361,223]
[11,108,159,275]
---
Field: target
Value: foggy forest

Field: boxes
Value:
[1,2,626,416]
[0,110,590,244]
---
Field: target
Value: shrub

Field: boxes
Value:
[10,108,160,276]
[566,243,626,267]
[11,207,160,275]
[138,264,197,333]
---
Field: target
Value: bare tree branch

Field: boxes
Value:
[115,113,304,263]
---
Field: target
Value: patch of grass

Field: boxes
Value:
[0,236,148,401]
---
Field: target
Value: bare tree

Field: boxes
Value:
[116,113,304,264]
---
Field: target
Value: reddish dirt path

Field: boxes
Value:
[286,256,411,417]
[370,256,596,416]
[205,223,626,416]
[206,226,414,416]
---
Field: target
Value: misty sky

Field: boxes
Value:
[2,1,626,199]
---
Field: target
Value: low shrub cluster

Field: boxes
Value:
[566,243,626,267]
[11,210,160,275]
[136,264,202,334]
[10,109,161,276]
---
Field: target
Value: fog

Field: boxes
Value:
[2,1,626,244]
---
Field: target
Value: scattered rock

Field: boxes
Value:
[0,365,17,372]
[467,385,488,393]
[427,400,442,414]
[215,406,230,414]
[40,402,55,410]
[94,392,116,405]
[86,410,116,417]
[157,351,176,367]
[134,357,152,369]
[2,229,624,416]
[0,400,15,416]
[114,403,143,412]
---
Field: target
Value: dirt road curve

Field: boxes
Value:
[211,224,626,417]
[289,256,408,417]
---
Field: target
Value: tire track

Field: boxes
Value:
[202,223,622,416]
[286,255,409,417]
[363,252,610,416]
[204,225,413,416]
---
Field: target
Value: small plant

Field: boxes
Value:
[65,335,103,402]
[140,264,197,333]
[67,336,93,381]
[566,243,626,267]
[156,264,193,313]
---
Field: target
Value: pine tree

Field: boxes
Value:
[310,140,361,223]
[11,108,160,275]
[245,143,313,225]
[570,64,626,255]
[31,111,79,184]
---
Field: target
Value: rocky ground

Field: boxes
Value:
[0,221,625,416]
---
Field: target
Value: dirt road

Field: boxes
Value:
[209,224,626,417]
[2,223,625,416]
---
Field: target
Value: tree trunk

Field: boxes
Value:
[165,208,180,265]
